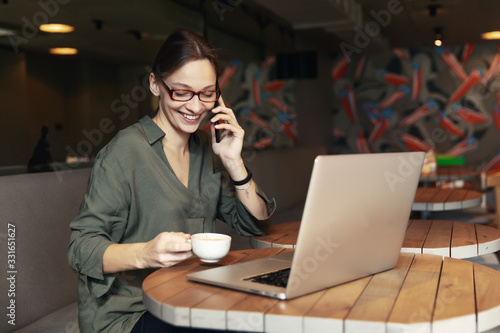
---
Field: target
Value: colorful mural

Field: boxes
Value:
[214,57,297,150]
[331,43,500,169]
[214,43,500,171]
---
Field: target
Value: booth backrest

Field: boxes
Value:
[0,167,91,332]
[244,145,327,216]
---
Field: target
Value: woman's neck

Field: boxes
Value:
[152,113,190,155]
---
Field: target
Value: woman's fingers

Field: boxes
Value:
[210,99,244,144]
[217,95,226,108]
[157,251,193,268]
[214,121,243,137]
[211,110,241,138]
[211,110,236,125]
[156,232,192,252]
[211,96,238,124]
[144,232,193,268]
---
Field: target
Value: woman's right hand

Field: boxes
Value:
[140,232,193,269]
[103,232,193,274]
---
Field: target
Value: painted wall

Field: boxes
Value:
[0,49,154,168]
[330,42,500,168]
[215,57,297,150]
[0,49,31,167]
[215,48,333,150]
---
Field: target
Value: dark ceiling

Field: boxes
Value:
[1,0,499,64]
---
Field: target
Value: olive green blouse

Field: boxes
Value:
[67,116,275,333]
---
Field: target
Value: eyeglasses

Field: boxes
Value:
[157,78,220,103]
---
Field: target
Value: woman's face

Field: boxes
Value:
[153,59,217,137]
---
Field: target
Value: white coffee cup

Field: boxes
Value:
[190,233,231,263]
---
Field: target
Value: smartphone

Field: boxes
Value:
[212,101,222,143]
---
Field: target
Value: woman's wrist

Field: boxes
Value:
[230,165,252,186]
[223,158,247,182]
[103,242,147,274]
[135,242,148,270]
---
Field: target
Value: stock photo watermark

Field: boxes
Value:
[5,223,17,326]
[9,0,72,53]
[408,283,463,333]
[52,66,153,181]
[228,297,275,331]
[384,152,425,192]
[287,235,341,292]
[213,0,243,22]
[227,235,341,331]
[339,0,405,62]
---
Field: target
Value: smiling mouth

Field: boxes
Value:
[180,112,201,121]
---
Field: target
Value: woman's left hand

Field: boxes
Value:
[210,96,244,163]
[209,97,269,220]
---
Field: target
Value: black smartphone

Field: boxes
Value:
[212,101,222,143]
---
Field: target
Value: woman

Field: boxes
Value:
[67,29,275,333]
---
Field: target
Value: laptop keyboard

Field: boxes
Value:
[243,268,291,288]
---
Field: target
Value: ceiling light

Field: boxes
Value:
[481,31,500,40]
[0,27,15,36]
[39,24,74,33]
[49,47,78,55]
[434,27,443,47]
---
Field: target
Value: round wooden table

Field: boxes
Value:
[143,248,500,332]
[250,219,500,259]
[413,187,483,219]
[420,165,479,183]
[412,187,483,212]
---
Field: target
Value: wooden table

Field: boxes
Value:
[413,187,482,212]
[250,220,500,259]
[143,248,500,333]
[420,165,479,183]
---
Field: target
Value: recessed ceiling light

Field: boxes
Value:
[49,47,78,55]
[40,24,74,33]
[481,31,500,40]
[434,27,443,47]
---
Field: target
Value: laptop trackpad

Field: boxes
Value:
[268,250,294,262]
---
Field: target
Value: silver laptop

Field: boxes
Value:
[187,152,425,299]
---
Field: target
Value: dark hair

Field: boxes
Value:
[152,29,221,79]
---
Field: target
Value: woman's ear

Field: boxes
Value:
[149,73,160,96]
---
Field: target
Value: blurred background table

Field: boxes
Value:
[250,220,500,259]
[412,187,482,212]
[420,165,479,185]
